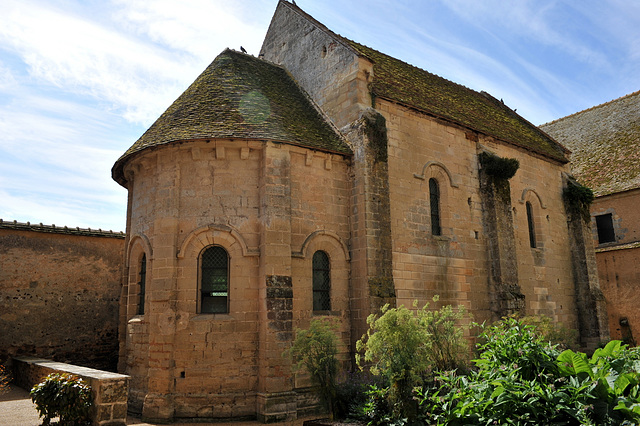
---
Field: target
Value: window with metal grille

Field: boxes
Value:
[429,178,442,236]
[595,213,615,244]
[312,251,331,311]
[137,254,146,315]
[200,246,229,314]
[526,202,536,248]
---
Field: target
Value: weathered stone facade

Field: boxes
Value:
[542,91,640,345]
[592,189,640,343]
[112,1,608,422]
[0,220,124,371]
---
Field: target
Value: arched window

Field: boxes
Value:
[526,201,536,248]
[137,254,146,315]
[200,246,229,314]
[429,178,441,236]
[312,251,331,311]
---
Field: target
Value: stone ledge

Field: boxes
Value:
[12,356,129,426]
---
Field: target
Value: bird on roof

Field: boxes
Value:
[240,46,247,53]
[292,0,297,5]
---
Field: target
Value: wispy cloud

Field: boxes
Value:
[0,0,639,232]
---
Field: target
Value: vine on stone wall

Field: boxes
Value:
[563,180,594,223]
[479,152,520,180]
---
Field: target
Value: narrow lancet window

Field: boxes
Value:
[526,201,536,248]
[429,178,442,236]
[312,251,331,311]
[137,254,146,315]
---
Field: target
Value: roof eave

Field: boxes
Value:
[373,94,569,164]
[111,136,352,187]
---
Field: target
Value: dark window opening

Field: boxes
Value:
[137,254,146,315]
[526,202,536,248]
[429,178,441,236]
[595,214,615,244]
[313,251,331,311]
[201,246,229,314]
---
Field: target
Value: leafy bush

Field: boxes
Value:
[286,319,339,418]
[521,314,578,349]
[416,317,640,425]
[557,340,640,424]
[333,369,379,421]
[30,373,92,425]
[0,364,11,395]
[357,297,469,422]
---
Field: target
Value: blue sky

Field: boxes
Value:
[1,0,639,232]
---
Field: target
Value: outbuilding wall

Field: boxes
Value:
[0,222,124,371]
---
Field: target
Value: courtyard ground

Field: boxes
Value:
[0,385,320,426]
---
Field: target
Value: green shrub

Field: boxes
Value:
[520,314,578,349]
[357,297,469,422]
[417,317,640,425]
[286,319,339,418]
[333,369,379,421]
[30,373,92,425]
[557,340,640,424]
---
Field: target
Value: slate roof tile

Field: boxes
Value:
[113,49,350,185]
[540,90,640,196]
[276,1,568,163]
[344,40,569,163]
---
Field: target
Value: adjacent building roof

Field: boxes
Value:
[113,48,350,185]
[0,219,125,238]
[540,90,640,197]
[276,0,569,164]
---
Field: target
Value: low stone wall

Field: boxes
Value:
[12,356,129,426]
[0,221,124,370]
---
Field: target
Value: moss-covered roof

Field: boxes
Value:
[113,48,350,185]
[540,91,640,197]
[342,40,568,163]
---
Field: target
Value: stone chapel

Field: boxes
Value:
[111,1,608,422]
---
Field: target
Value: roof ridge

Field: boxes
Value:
[272,2,567,163]
[542,89,640,126]
[0,218,125,238]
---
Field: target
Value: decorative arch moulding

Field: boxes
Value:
[176,223,259,259]
[125,233,153,267]
[292,229,350,261]
[519,188,547,209]
[413,160,459,188]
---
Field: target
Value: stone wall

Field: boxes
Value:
[380,98,583,331]
[0,221,124,371]
[260,0,370,128]
[13,356,129,426]
[120,140,352,422]
[592,189,640,343]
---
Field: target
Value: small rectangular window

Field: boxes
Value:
[595,213,615,244]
